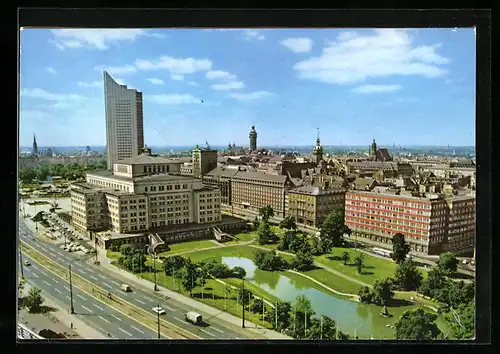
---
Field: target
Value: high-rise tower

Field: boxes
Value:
[371,138,377,157]
[249,125,257,151]
[313,128,323,165]
[104,71,144,170]
[32,133,38,156]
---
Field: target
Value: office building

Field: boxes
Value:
[344,190,475,255]
[104,71,144,170]
[286,186,345,227]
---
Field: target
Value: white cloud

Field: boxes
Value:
[228,91,274,101]
[147,94,201,105]
[77,81,102,88]
[50,29,163,50]
[293,29,449,85]
[135,56,212,74]
[243,30,265,41]
[206,70,237,81]
[188,81,199,86]
[211,81,245,91]
[21,88,86,102]
[147,78,165,85]
[46,67,58,74]
[352,84,402,93]
[280,37,313,53]
[170,74,184,81]
[94,64,137,75]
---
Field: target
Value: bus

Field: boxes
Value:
[372,247,392,258]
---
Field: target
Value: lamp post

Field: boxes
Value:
[19,247,24,279]
[68,264,75,314]
[153,252,158,291]
[157,303,161,339]
[241,278,245,328]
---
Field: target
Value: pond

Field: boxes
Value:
[222,256,450,339]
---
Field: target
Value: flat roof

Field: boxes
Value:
[233,171,288,183]
[87,170,199,183]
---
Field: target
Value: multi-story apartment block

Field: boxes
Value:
[202,166,239,205]
[192,145,218,178]
[445,195,475,253]
[231,171,293,218]
[344,190,475,255]
[70,148,221,236]
[286,186,345,227]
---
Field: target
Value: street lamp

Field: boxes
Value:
[19,247,24,279]
[153,252,158,291]
[241,278,245,328]
[157,303,160,339]
[68,264,75,314]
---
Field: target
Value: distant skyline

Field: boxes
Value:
[19,28,476,147]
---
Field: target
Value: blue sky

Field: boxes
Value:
[19,28,476,147]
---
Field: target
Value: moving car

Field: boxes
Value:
[152,306,165,315]
[121,284,131,292]
[184,311,202,325]
[24,261,31,266]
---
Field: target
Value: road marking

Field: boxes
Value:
[103,283,112,289]
[110,314,122,322]
[131,325,144,334]
[93,303,104,311]
[64,286,70,291]
[134,299,145,304]
[199,328,216,337]
[77,294,86,300]
[118,327,132,337]
[81,305,93,313]
[89,275,98,281]
[52,279,60,284]
[78,269,87,274]
[54,288,62,294]
[210,326,224,334]
[99,316,111,324]
[143,296,154,302]
[173,317,183,322]
[43,280,51,286]
[31,272,39,278]
[164,305,174,311]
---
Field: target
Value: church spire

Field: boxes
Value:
[32,133,38,156]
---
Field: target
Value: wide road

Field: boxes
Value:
[21,253,160,339]
[19,220,248,340]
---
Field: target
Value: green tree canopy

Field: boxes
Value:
[437,252,459,276]
[342,251,350,266]
[358,286,374,304]
[26,286,44,313]
[231,266,247,279]
[259,205,275,222]
[257,220,278,245]
[181,258,199,296]
[273,301,292,331]
[163,255,186,274]
[392,233,411,264]
[254,250,287,271]
[279,215,297,230]
[394,308,442,340]
[291,249,315,271]
[393,259,423,291]
[372,278,395,306]
[320,210,347,249]
[444,302,475,340]
[354,254,365,274]
[418,267,448,298]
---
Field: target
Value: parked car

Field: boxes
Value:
[462,259,468,265]
[152,306,165,315]
[24,261,31,266]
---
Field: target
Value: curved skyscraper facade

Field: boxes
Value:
[104,71,144,170]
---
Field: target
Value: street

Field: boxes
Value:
[19,219,249,340]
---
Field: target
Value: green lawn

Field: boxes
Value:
[183,245,259,263]
[233,231,258,242]
[106,250,122,259]
[315,248,400,285]
[157,239,220,257]
[297,268,363,296]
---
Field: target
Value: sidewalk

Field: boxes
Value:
[19,283,106,339]
[94,249,290,339]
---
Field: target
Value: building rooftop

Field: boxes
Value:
[233,170,288,183]
[205,166,240,178]
[116,153,184,165]
[288,186,344,196]
[87,170,199,183]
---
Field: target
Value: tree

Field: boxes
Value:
[252,216,260,229]
[279,215,297,230]
[342,251,350,266]
[392,233,411,264]
[130,252,147,273]
[274,301,292,331]
[394,309,442,340]
[163,255,186,274]
[372,278,394,306]
[288,232,309,254]
[211,262,232,278]
[18,278,26,298]
[306,315,337,340]
[320,210,347,249]
[249,298,264,313]
[231,266,246,279]
[181,259,199,296]
[444,302,475,340]
[437,252,459,276]
[337,331,350,340]
[292,295,315,339]
[26,286,44,313]
[257,220,278,245]
[393,259,423,291]
[419,267,447,298]
[259,205,275,222]
[310,236,325,256]
[354,254,364,274]
[119,244,136,257]
[358,286,374,303]
[443,280,475,308]
[291,250,315,271]
[278,230,294,251]
[254,250,286,271]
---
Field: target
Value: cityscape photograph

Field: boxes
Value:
[18,27,476,341]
